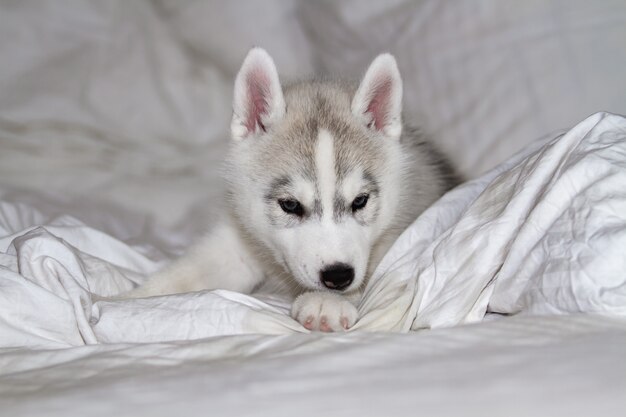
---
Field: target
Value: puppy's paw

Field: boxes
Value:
[291,292,358,332]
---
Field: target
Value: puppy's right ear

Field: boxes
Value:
[231,48,285,140]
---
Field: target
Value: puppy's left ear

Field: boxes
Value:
[352,54,403,140]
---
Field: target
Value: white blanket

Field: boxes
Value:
[2,112,624,348]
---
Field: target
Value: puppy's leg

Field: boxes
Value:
[291,291,359,332]
[124,222,264,298]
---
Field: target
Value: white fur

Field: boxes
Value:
[341,167,365,201]
[275,215,370,292]
[126,220,264,297]
[316,129,336,222]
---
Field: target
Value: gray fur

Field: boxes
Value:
[227,79,458,230]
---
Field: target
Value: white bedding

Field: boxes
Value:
[1,111,625,348]
[1,1,626,416]
[2,315,626,417]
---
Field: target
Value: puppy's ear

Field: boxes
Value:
[352,54,403,140]
[231,48,286,140]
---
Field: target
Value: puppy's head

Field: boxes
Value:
[226,48,404,293]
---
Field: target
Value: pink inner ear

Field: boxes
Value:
[366,77,392,131]
[245,68,270,133]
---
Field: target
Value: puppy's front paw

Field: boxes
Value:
[291,292,358,332]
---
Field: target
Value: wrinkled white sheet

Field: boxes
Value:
[1,112,625,348]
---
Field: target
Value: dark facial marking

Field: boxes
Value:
[264,176,292,202]
[332,171,380,222]
[363,171,380,196]
[333,194,348,220]
[312,198,323,218]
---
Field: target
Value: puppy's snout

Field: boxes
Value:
[320,263,354,291]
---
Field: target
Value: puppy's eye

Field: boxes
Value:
[351,194,369,212]
[278,199,304,216]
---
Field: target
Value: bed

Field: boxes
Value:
[1,2,625,416]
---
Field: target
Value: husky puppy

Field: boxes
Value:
[129,48,459,331]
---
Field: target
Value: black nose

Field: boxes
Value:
[320,263,354,291]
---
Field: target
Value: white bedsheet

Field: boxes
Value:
[1,314,625,417]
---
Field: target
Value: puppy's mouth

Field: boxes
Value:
[278,259,321,291]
